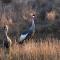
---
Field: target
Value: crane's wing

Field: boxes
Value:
[19,33,28,41]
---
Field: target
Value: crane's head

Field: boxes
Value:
[32,14,35,18]
[31,14,35,24]
[29,14,35,23]
[4,25,8,32]
[30,14,35,22]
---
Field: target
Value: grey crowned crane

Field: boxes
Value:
[18,15,35,44]
[3,25,12,49]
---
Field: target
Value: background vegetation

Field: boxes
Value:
[0,0,60,60]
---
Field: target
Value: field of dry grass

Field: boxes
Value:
[0,0,60,60]
[0,37,60,60]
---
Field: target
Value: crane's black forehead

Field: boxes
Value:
[32,14,35,16]
[3,26,6,30]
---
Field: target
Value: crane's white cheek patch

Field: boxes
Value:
[20,33,28,41]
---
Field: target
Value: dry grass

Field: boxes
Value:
[0,37,60,60]
[46,11,57,21]
[0,0,60,60]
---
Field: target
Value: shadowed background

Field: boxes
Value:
[0,0,60,60]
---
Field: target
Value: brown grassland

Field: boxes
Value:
[0,37,60,60]
[0,0,60,60]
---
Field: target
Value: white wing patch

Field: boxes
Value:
[20,33,28,41]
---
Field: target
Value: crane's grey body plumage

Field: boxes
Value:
[18,15,35,43]
[19,33,28,41]
[3,25,12,49]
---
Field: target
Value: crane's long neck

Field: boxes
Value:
[5,30,8,37]
[32,18,35,30]
[5,26,8,38]
[30,18,35,34]
[32,19,34,26]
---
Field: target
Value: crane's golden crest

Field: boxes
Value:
[22,6,36,21]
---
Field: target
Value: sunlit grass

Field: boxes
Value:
[46,11,57,21]
[0,37,60,60]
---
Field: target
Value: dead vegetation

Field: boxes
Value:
[0,37,60,60]
[0,0,60,60]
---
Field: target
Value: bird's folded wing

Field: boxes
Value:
[20,33,28,41]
